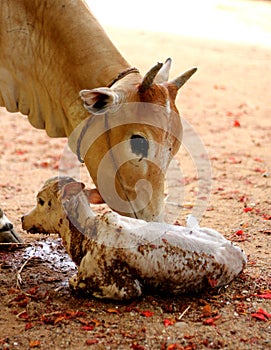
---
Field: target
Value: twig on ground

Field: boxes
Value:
[15,310,28,321]
[16,247,36,288]
[177,305,191,321]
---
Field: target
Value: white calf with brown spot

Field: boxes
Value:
[22,177,246,300]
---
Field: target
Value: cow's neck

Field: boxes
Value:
[1,0,134,136]
[24,1,131,84]
[32,1,132,130]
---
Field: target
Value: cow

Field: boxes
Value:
[0,0,196,234]
[21,176,246,300]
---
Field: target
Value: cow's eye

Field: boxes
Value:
[130,135,149,158]
[38,198,45,206]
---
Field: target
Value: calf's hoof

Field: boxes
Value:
[69,274,87,294]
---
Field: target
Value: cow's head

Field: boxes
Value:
[78,59,196,222]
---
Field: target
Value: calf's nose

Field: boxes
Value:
[6,222,13,230]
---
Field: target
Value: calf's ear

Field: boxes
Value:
[80,88,121,115]
[61,182,85,201]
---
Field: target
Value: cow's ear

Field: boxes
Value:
[61,182,85,201]
[80,88,121,115]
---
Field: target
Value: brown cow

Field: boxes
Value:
[0,1,196,226]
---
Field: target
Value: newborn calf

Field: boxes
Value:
[0,208,22,243]
[22,176,246,300]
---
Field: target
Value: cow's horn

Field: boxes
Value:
[170,67,197,90]
[139,62,163,93]
[154,58,172,83]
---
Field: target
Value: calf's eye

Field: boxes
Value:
[130,135,149,158]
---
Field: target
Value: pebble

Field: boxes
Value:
[174,321,188,330]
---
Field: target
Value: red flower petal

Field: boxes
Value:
[29,340,41,348]
[86,339,98,345]
[106,308,120,314]
[18,311,29,320]
[243,207,253,212]
[25,322,34,331]
[203,315,221,325]
[82,325,95,331]
[256,293,271,299]
[254,168,266,174]
[257,308,271,319]
[254,157,264,162]
[251,308,271,321]
[163,318,175,327]
[251,313,267,322]
[140,310,154,317]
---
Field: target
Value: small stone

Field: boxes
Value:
[174,321,188,330]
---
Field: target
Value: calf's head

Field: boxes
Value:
[78,59,197,222]
[21,176,85,234]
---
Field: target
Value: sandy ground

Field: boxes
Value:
[0,1,271,349]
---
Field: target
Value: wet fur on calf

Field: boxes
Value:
[22,176,247,300]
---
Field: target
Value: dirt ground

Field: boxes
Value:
[0,2,271,350]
